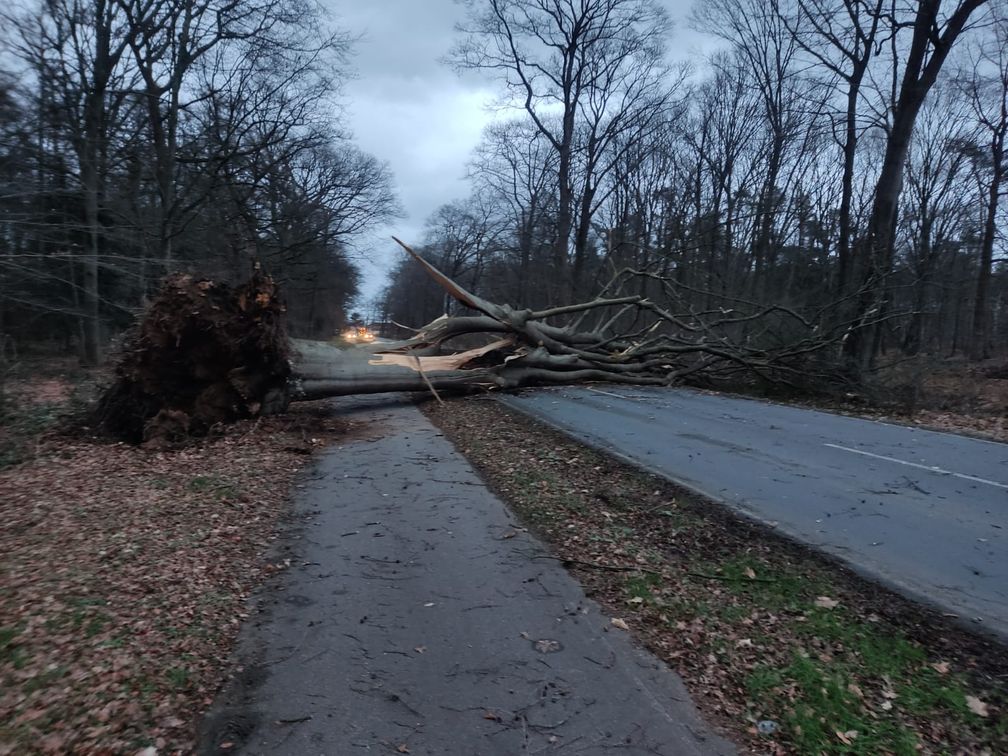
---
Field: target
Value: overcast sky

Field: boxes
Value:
[332,0,710,305]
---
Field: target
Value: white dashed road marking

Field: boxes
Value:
[824,443,1008,491]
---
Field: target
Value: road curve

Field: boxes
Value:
[500,387,1008,640]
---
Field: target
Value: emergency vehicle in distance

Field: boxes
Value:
[342,325,376,343]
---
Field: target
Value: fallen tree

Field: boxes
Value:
[96,239,863,444]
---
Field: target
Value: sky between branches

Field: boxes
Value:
[334,0,716,305]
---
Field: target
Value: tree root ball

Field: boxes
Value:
[95,270,291,445]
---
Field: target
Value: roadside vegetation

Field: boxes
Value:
[426,396,1008,755]
[0,367,345,754]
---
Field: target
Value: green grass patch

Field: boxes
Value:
[748,653,920,755]
[23,664,67,695]
[797,608,925,676]
[734,576,988,752]
[186,474,239,500]
[165,665,191,690]
[625,573,661,603]
[0,625,29,669]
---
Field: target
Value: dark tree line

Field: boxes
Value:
[0,0,398,365]
[381,0,1008,377]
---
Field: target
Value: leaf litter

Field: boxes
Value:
[0,402,346,754]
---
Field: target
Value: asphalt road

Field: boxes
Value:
[500,387,1008,639]
[201,396,733,755]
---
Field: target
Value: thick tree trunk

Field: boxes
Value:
[836,82,860,295]
[553,110,576,300]
[970,156,1003,361]
[81,163,103,366]
[843,0,988,371]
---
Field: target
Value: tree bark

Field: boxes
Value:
[970,168,1002,360]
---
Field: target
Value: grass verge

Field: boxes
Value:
[425,395,1007,755]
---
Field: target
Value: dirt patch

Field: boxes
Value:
[0,402,349,755]
[425,396,1008,755]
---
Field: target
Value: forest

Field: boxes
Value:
[0,0,399,367]
[0,0,1006,390]
[380,0,1007,381]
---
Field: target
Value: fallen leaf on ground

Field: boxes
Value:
[836,730,858,744]
[814,596,839,609]
[611,617,630,631]
[743,567,756,579]
[0,400,344,755]
[966,696,989,717]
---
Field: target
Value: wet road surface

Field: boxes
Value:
[501,387,1008,640]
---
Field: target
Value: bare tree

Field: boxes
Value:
[899,85,977,354]
[469,119,558,305]
[775,0,888,294]
[452,0,674,298]
[117,0,353,266]
[962,8,1008,360]
[843,0,990,370]
[4,0,139,363]
[692,0,805,297]
[0,0,392,359]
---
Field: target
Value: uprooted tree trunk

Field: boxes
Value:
[95,267,292,444]
[96,239,863,444]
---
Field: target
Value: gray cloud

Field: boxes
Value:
[332,0,499,302]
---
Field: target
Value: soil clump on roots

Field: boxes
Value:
[94,270,290,446]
